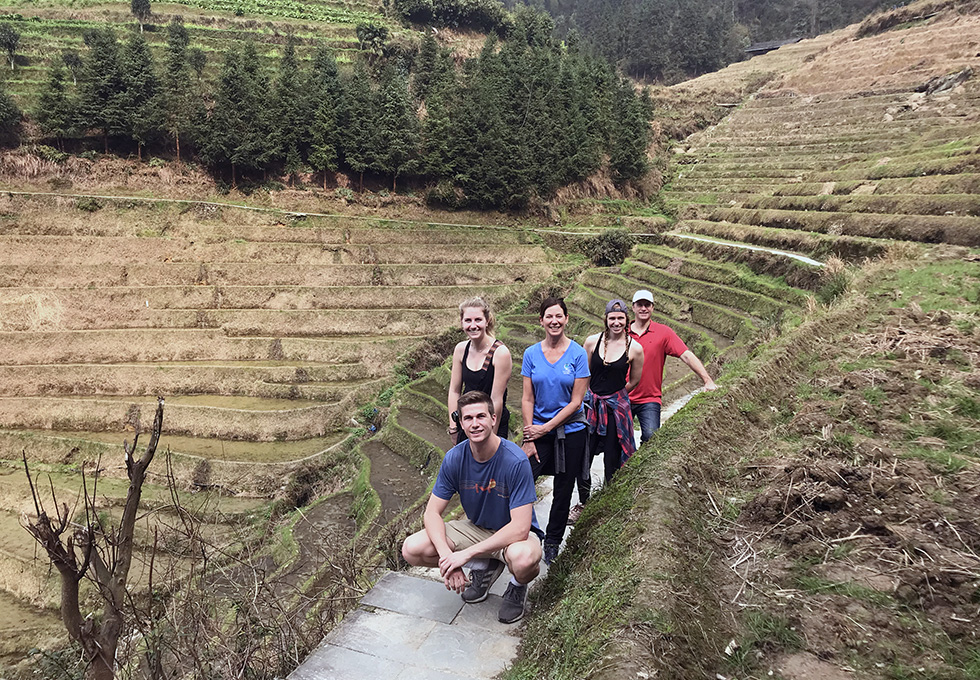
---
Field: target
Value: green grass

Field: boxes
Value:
[725,610,803,676]
[901,445,969,475]
[795,574,896,607]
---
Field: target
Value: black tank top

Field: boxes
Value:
[458,340,510,441]
[590,337,630,396]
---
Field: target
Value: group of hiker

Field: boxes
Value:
[402,293,718,624]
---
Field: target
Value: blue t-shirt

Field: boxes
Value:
[521,340,590,433]
[432,438,542,537]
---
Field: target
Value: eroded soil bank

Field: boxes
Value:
[506,256,980,680]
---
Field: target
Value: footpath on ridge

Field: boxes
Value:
[289,395,698,680]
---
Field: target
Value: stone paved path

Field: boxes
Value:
[290,391,699,679]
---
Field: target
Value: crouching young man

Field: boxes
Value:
[401,390,543,623]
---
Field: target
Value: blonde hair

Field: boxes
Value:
[458,297,495,333]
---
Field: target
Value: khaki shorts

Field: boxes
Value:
[445,519,506,562]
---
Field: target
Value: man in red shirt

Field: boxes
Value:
[628,289,717,442]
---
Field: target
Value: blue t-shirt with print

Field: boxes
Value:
[432,438,542,537]
[521,340,590,433]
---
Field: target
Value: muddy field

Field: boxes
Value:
[726,275,980,679]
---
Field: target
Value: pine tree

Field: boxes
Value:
[608,78,650,184]
[0,80,21,136]
[161,17,192,161]
[374,66,419,191]
[342,59,377,191]
[307,46,342,189]
[35,61,79,149]
[269,36,309,181]
[79,27,127,152]
[0,23,19,70]
[417,58,456,179]
[452,36,529,208]
[413,32,438,103]
[200,42,269,186]
[121,32,160,159]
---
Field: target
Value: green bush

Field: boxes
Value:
[33,144,67,163]
[580,228,637,267]
[394,0,507,32]
[76,197,102,212]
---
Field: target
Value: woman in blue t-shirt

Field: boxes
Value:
[520,297,590,565]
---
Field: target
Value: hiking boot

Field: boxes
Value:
[461,559,504,604]
[567,503,584,525]
[497,582,528,624]
[543,541,560,565]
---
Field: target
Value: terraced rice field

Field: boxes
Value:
[0,195,555,668]
[666,10,980,259]
[0,0,380,110]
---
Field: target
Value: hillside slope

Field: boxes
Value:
[506,2,980,679]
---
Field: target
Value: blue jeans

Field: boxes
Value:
[631,401,661,443]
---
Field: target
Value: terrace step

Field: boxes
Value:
[0,329,407,365]
[769,174,980,197]
[0,236,549,266]
[360,440,428,523]
[677,219,889,261]
[0,219,536,246]
[0,283,524,315]
[697,206,980,246]
[0,362,377,398]
[661,234,824,291]
[395,408,453,454]
[808,154,980,181]
[619,260,786,319]
[0,394,371,440]
[0,307,458,335]
[0,262,554,288]
[629,245,809,304]
[738,193,980,217]
[0,429,347,479]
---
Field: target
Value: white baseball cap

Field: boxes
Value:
[632,290,654,304]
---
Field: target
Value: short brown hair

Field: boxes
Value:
[538,297,567,318]
[457,390,495,416]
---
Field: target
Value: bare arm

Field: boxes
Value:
[523,376,590,441]
[520,375,538,461]
[489,345,512,430]
[680,350,717,390]
[583,334,599,368]
[438,504,534,574]
[625,341,645,393]
[423,492,454,561]
[447,342,466,433]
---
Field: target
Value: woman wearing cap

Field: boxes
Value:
[448,297,513,444]
[520,297,590,565]
[575,299,644,513]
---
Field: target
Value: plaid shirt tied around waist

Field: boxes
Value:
[585,388,637,467]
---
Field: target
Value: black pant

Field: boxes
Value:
[529,428,587,545]
[578,420,620,504]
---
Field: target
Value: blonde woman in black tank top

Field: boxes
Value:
[448,297,513,445]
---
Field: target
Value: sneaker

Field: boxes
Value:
[567,503,584,525]
[461,559,505,604]
[543,541,560,565]
[497,582,528,624]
